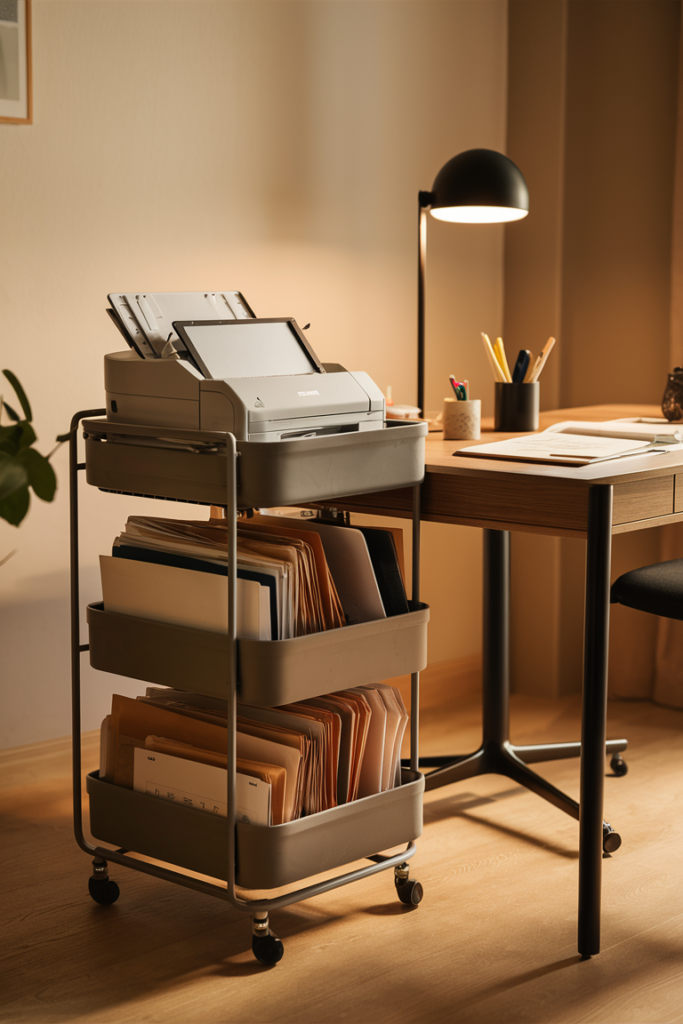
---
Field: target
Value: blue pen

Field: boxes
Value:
[512,350,531,384]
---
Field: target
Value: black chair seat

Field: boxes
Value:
[611,558,683,620]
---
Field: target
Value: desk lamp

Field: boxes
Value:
[417,148,529,414]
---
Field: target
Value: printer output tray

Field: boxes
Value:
[82,418,426,508]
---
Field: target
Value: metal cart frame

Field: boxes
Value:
[70,409,426,964]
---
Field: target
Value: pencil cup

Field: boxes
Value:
[443,398,481,440]
[494,382,539,432]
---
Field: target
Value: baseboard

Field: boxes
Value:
[388,654,481,711]
[2,657,482,766]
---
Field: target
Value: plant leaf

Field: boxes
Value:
[2,371,32,422]
[17,421,37,450]
[1,401,20,422]
[0,454,29,502]
[0,423,22,456]
[16,447,57,501]
[0,484,30,526]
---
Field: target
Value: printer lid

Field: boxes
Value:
[174,318,324,380]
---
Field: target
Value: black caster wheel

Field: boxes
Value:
[396,879,423,906]
[602,823,622,854]
[610,754,628,777]
[88,877,120,905]
[252,933,284,966]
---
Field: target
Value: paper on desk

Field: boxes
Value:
[546,419,683,441]
[456,421,683,466]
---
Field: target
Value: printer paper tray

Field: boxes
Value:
[86,768,424,890]
[82,419,426,508]
[87,601,429,706]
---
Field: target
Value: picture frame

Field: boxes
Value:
[0,0,31,124]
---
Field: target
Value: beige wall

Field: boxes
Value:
[0,1,507,747]
[505,0,680,697]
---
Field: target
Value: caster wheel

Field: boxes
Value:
[396,879,423,906]
[252,933,284,966]
[602,824,622,854]
[610,754,628,777]
[88,877,120,905]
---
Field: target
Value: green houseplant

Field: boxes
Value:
[0,370,68,532]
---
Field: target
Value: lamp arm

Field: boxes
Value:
[417,192,433,414]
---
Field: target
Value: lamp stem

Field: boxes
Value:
[417,196,428,414]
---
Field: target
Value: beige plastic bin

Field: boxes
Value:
[87,601,429,705]
[83,418,427,509]
[86,769,424,889]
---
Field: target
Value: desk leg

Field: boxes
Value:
[482,529,510,747]
[578,484,613,957]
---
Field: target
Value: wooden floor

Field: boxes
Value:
[3,681,683,1024]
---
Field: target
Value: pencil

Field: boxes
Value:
[481,333,507,383]
[529,337,556,382]
[494,337,513,383]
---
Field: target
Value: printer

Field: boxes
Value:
[105,291,386,442]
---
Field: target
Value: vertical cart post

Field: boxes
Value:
[70,409,106,855]
[224,433,239,907]
[411,482,420,773]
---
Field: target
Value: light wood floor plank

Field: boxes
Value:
[2,691,683,1023]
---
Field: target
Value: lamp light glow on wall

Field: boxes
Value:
[417,148,529,414]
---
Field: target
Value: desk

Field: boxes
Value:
[334,404,683,957]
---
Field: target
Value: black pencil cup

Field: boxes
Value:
[494,382,539,432]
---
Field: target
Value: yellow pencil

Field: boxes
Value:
[481,333,507,383]
[494,337,513,383]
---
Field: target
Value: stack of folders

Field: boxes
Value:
[99,513,409,641]
[100,686,409,826]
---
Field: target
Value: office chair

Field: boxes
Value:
[611,558,683,621]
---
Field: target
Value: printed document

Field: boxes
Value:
[456,420,683,466]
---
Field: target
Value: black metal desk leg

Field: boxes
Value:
[482,529,510,747]
[578,484,613,957]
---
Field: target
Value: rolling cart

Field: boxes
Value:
[70,411,429,964]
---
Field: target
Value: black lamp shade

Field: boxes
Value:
[429,148,529,223]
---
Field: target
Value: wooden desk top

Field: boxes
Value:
[337,405,683,538]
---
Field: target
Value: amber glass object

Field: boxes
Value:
[662,368,683,421]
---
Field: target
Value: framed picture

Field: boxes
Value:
[0,0,31,124]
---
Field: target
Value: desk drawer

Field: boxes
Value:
[612,477,673,525]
